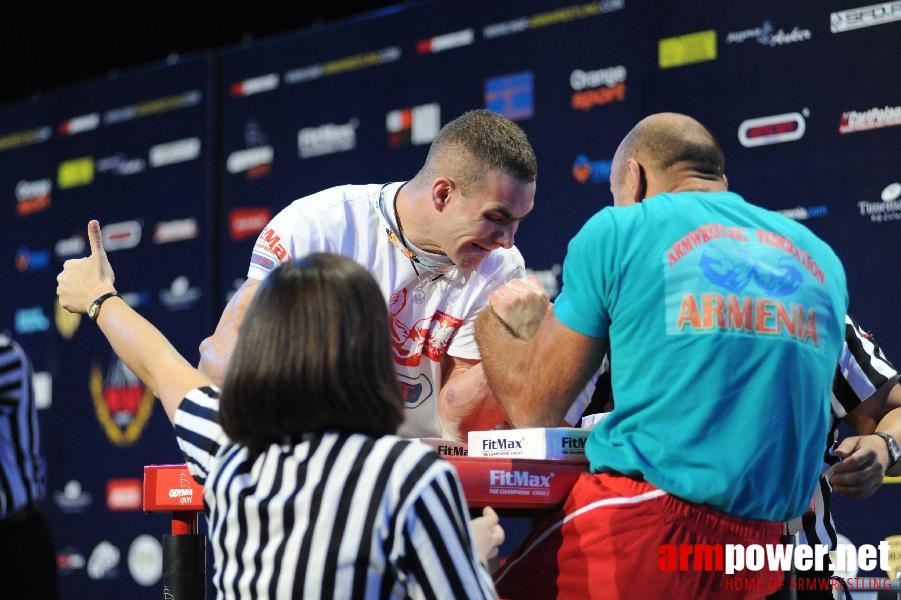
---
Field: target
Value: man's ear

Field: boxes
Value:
[431,177,455,211]
[723,173,729,190]
[623,158,646,205]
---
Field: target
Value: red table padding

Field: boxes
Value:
[444,456,587,509]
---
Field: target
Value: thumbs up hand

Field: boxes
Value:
[56,220,117,314]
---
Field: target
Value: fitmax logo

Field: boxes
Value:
[489,470,553,488]
[562,437,586,449]
[482,439,523,451]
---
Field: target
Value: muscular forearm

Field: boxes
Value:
[475,307,572,427]
[438,362,509,441]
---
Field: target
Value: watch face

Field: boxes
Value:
[88,304,98,320]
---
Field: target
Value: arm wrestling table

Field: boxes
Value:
[143,457,588,598]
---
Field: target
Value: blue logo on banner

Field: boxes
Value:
[15,306,50,334]
[485,71,534,121]
[15,246,51,272]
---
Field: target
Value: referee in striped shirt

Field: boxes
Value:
[0,333,58,598]
[57,221,500,599]
[770,315,901,599]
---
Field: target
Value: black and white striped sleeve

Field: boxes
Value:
[400,458,497,599]
[173,386,230,486]
[832,315,898,419]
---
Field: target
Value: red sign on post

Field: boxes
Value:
[143,464,204,512]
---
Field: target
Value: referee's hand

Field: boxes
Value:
[470,506,505,566]
[56,220,117,314]
[829,434,888,498]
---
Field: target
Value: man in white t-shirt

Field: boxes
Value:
[199,109,549,440]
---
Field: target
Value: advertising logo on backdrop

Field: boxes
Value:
[298,119,358,158]
[0,125,51,153]
[53,479,93,513]
[15,246,50,272]
[482,0,624,39]
[87,541,120,581]
[107,478,143,511]
[15,178,52,216]
[230,72,279,97]
[14,306,49,335]
[659,30,718,69]
[570,65,627,111]
[778,205,829,222]
[153,218,199,245]
[159,276,202,310]
[103,90,202,126]
[58,112,100,136]
[725,21,812,46]
[229,207,272,241]
[55,233,85,259]
[573,154,613,184]
[57,156,95,189]
[55,301,82,339]
[96,152,146,177]
[831,2,901,33]
[227,119,273,179]
[102,220,142,252]
[485,71,534,121]
[738,111,807,147]
[90,356,155,446]
[838,105,901,134]
[284,46,401,85]
[149,137,201,168]
[417,28,474,54]
[857,181,901,223]
[128,535,163,587]
[387,103,440,147]
[57,547,86,576]
[32,371,52,410]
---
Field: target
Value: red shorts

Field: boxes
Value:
[494,472,784,600]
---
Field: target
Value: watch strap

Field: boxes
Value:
[89,292,119,322]
[873,431,900,468]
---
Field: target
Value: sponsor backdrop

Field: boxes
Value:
[1,0,899,595]
[0,55,214,594]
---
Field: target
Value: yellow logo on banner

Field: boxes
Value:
[57,156,95,189]
[54,301,81,339]
[0,126,51,152]
[659,30,717,69]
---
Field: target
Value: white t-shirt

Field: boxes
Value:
[248,182,526,438]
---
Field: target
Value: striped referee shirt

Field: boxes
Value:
[802,314,898,548]
[0,333,45,517]
[174,387,496,599]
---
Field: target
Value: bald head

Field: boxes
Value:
[610,113,726,205]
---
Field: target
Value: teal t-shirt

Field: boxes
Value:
[554,191,848,521]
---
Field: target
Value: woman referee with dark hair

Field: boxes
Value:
[57,220,501,599]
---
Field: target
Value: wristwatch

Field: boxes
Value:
[88,292,119,322]
[873,431,901,468]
